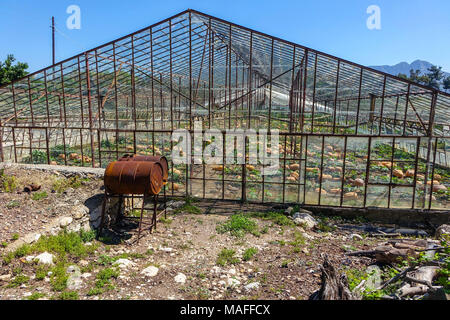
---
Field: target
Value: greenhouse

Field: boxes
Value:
[0,9,448,211]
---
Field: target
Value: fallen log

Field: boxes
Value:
[397,266,440,298]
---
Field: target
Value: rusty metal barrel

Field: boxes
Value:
[104,161,164,195]
[118,154,168,184]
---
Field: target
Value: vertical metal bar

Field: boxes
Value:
[189,13,193,131]
[402,84,411,136]
[150,29,155,132]
[77,56,85,128]
[339,136,348,207]
[43,70,50,127]
[27,77,35,126]
[332,61,340,134]
[354,69,363,134]
[247,32,253,129]
[45,127,50,164]
[422,92,437,208]
[228,24,232,130]
[393,96,400,134]
[93,52,103,134]
[318,135,325,205]
[378,75,387,136]
[268,39,274,129]
[11,83,18,126]
[282,134,287,203]
[387,137,396,208]
[58,65,68,128]
[428,137,438,210]
[411,137,420,209]
[169,20,174,131]
[12,127,17,163]
[131,36,137,131]
[303,135,308,203]
[363,137,372,207]
[311,54,318,133]
[112,43,119,160]
[84,53,96,167]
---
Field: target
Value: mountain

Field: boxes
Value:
[369,60,450,78]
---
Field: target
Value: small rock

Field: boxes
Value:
[292,211,318,230]
[285,207,294,215]
[364,265,382,291]
[0,274,11,282]
[227,268,237,275]
[141,266,159,277]
[35,252,55,265]
[73,205,89,219]
[59,217,73,228]
[79,260,89,267]
[174,273,187,284]
[227,277,241,288]
[113,259,135,269]
[22,233,41,244]
[244,282,260,291]
[66,265,83,290]
[67,223,81,233]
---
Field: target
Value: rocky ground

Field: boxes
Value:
[0,164,447,300]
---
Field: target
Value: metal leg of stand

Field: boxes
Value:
[163,186,167,219]
[152,194,158,232]
[137,193,147,244]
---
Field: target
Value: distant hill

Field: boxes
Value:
[370,60,450,78]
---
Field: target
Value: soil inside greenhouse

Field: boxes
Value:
[0,166,440,300]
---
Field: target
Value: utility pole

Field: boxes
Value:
[52,16,55,65]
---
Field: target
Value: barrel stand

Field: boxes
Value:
[97,190,166,244]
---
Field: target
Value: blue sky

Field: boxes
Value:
[1,0,449,73]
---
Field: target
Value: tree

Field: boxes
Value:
[398,65,447,91]
[0,54,29,86]
[443,76,450,91]
[426,65,444,90]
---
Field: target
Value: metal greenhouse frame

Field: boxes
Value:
[0,9,449,211]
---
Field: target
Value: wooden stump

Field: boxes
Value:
[309,255,357,300]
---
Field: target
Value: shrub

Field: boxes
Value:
[6,200,20,209]
[7,274,29,288]
[31,191,48,201]
[52,176,88,194]
[0,169,17,193]
[26,293,46,300]
[32,231,96,259]
[56,291,79,300]
[217,214,259,237]
[217,248,239,266]
[249,211,294,227]
[24,150,48,164]
[93,267,120,293]
[242,248,258,261]
[50,262,69,292]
